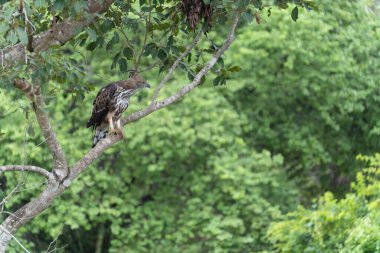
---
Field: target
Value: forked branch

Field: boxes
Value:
[123,13,241,126]
[14,79,68,180]
[0,13,241,252]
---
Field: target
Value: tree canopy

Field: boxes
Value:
[269,154,380,253]
[0,0,379,252]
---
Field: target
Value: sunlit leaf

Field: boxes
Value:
[86,28,97,42]
[16,28,28,46]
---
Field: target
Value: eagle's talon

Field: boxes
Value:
[112,128,125,139]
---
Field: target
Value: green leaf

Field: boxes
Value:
[123,47,134,59]
[53,0,65,12]
[157,23,170,31]
[8,30,18,44]
[106,40,113,51]
[187,70,195,81]
[112,32,120,44]
[306,2,319,12]
[143,42,157,56]
[0,23,8,34]
[35,0,47,8]
[86,28,97,42]
[213,75,221,86]
[73,1,86,14]
[27,123,35,137]
[167,35,174,48]
[86,42,97,51]
[119,58,128,73]
[16,28,28,46]
[217,57,224,68]
[111,52,121,70]
[141,6,152,12]
[228,66,242,72]
[157,48,168,60]
[159,65,168,74]
[220,75,227,85]
[291,6,298,22]
[239,0,249,9]
[242,12,253,23]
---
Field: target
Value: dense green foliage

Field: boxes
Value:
[268,154,380,253]
[1,73,299,252]
[0,0,379,252]
[223,0,380,195]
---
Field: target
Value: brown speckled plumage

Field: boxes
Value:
[87,75,150,147]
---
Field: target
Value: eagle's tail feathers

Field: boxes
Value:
[92,127,108,148]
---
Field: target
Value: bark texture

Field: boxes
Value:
[1,0,114,68]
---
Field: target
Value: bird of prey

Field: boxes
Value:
[87,74,150,147]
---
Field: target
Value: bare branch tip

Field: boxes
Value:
[0,165,51,179]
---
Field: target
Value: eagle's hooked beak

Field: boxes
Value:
[144,82,151,88]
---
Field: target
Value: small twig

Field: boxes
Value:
[24,6,34,54]
[117,27,135,50]
[0,225,31,253]
[151,28,203,105]
[135,1,151,71]
[0,165,51,179]
[139,61,159,73]
[45,226,64,253]
[0,187,20,211]
[120,13,241,127]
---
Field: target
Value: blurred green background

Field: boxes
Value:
[1,0,380,252]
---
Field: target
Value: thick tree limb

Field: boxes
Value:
[67,133,121,183]
[1,0,114,68]
[0,165,50,179]
[151,28,204,105]
[0,13,241,252]
[0,134,122,252]
[14,79,68,180]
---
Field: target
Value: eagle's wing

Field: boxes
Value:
[86,84,117,128]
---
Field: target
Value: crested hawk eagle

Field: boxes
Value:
[87,74,150,147]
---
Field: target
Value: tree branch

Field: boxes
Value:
[0,165,50,179]
[0,13,241,252]
[123,13,240,126]
[67,133,121,183]
[151,28,204,105]
[14,79,68,180]
[1,0,114,68]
